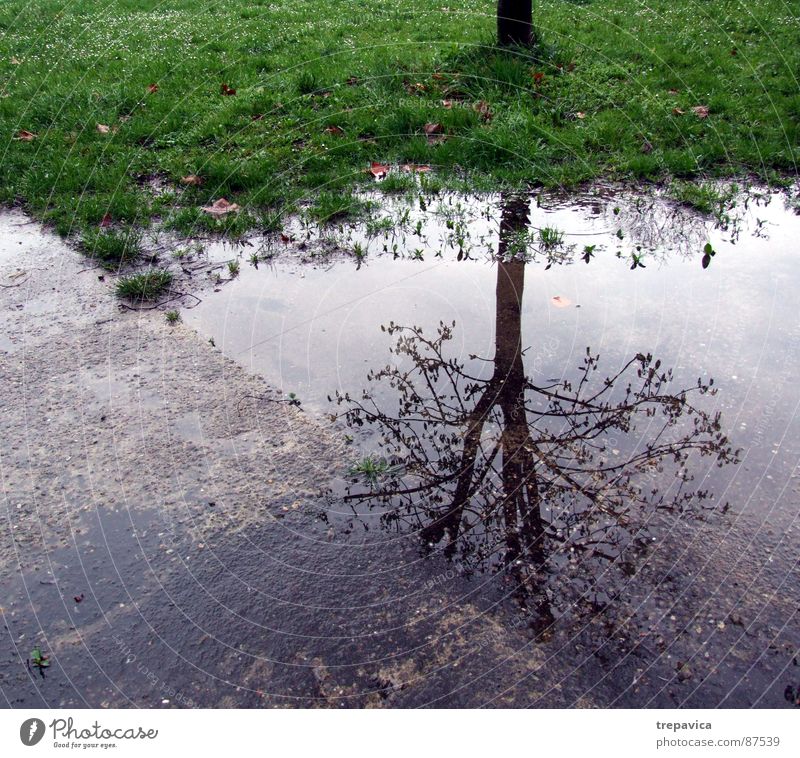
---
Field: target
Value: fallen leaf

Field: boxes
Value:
[668,88,680,95]
[10,57,22,65]
[99,213,112,228]
[401,164,432,173]
[324,125,344,136]
[691,105,709,119]
[424,123,445,144]
[672,107,685,116]
[575,111,586,120]
[15,130,36,141]
[532,71,545,87]
[201,198,240,216]
[221,83,237,96]
[441,99,454,109]
[346,76,359,86]
[431,72,445,81]
[369,161,389,178]
[641,138,653,154]
[280,233,295,243]
[550,295,572,308]
[96,123,110,134]
[474,100,492,122]
[250,114,264,121]
[181,174,204,186]
[74,593,84,603]
[147,83,159,94]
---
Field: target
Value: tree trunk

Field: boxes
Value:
[497,0,533,47]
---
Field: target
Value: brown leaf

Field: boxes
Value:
[691,105,709,119]
[346,76,360,86]
[369,161,389,178]
[147,83,159,94]
[575,112,586,120]
[201,198,240,216]
[641,138,653,154]
[668,88,680,95]
[324,125,344,136]
[532,71,545,87]
[441,99,454,109]
[221,83,237,96]
[10,57,22,65]
[280,233,295,243]
[405,81,426,95]
[672,107,685,116]
[401,164,432,173]
[474,100,493,123]
[96,123,110,134]
[99,213,113,228]
[181,174,204,186]
[15,130,36,141]
[424,122,443,135]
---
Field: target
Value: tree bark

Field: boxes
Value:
[497,0,533,47]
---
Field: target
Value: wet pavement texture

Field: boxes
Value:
[2,186,799,707]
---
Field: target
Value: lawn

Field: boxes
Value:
[0,0,797,242]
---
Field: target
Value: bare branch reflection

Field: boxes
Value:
[333,194,739,634]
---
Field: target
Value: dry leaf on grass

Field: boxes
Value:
[201,198,240,216]
[99,213,113,228]
[181,174,204,186]
[147,83,159,94]
[691,105,709,118]
[369,161,389,178]
[220,83,236,96]
[401,164,432,173]
[96,123,110,134]
[15,130,36,141]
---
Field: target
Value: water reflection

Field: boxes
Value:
[334,194,739,634]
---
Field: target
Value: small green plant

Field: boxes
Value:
[701,242,717,269]
[538,226,563,248]
[349,455,392,484]
[165,309,180,324]
[227,259,240,277]
[115,269,173,300]
[30,647,50,668]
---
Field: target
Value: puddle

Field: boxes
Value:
[181,185,800,705]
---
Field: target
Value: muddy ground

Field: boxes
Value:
[0,207,797,708]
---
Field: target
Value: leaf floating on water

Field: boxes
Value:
[551,295,572,308]
[201,198,240,216]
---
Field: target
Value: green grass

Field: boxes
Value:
[81,226,142,266]
[1,0,797,244]
[115,269,173,300]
